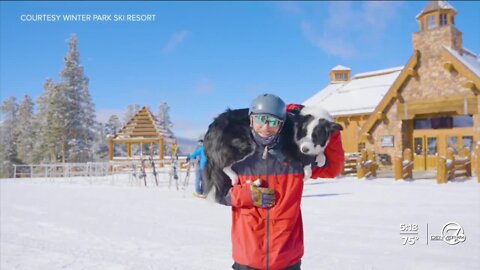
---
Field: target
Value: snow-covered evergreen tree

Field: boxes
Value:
[33,34,96,163]
[105,114,122,135]
[32,79,56,163]
[157,102,173,129]
[16,95,35,164]
[0,97,20,177]
[59,34,96,162]
[91,121,109,161]
[124,104,141,124]
[44,80,69,162]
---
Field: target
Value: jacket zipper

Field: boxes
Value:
[265,149,270,270]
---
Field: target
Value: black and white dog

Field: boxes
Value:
[203,105,343,203]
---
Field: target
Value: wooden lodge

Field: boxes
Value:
[304,0,479,172]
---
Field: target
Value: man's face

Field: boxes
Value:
[250,114,283,138]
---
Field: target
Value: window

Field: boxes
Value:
[427,15,436,29]
[440,14,448,26]
[451,16,455,25]
[414,138,424,155]
[453,115,474,127]
[427,137,437,155]
[414,119,431,129]
[462,136,473,151]
[448,136,459,154]
[335,73,347,81]
[414,115,473,130]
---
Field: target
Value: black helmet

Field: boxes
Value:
[248,94,286,120]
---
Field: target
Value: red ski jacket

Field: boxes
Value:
[228,129,344,269]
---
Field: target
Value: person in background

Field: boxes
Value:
[187,135,207,198]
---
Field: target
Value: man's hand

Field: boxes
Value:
[251,182,276,208]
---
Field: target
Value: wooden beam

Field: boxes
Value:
[443,61,454,72]
[359,50,420,136]
[407,68,418,78]
[397,96,478,119]
[377,112,387,121]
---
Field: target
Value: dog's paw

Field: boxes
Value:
[316,153,326,167]
[223,166,239,185]
[303,165,312,181]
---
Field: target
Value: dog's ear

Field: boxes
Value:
[329,122,343,132]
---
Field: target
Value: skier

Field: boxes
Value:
[187,134,207,198]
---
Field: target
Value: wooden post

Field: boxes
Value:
[404,148,413,179]
[446,148,455,181]
[356,149,368,179]
[394,156,403,180]
[437,157,447,184]
[159,137,165,168]
[108,137,114,161]
[127,143,132,158]
[356,154,365,179]
[367,150,377,177]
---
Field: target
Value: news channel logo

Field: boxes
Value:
[430,222,466,245]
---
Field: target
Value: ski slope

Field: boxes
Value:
[1,173,479,270]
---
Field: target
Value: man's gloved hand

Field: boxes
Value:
[250,180,276,208]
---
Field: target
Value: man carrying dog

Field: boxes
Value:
[220,93,344,270]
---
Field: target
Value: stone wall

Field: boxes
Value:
[369,24,476,161]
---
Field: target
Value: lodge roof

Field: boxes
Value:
[303,67,403,116]
[416,0,457,19]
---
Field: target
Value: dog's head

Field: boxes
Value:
[291,106,343,156]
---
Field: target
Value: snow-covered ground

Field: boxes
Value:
[1,172,479,270]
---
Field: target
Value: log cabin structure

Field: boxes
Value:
[107,106,177,162]
[304,1,479,171]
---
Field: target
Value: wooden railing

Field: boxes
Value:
[342,153,359,175]
[357,149,377,179]
[437,147,472,184]
[394,148,414,181]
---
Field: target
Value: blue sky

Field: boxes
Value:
[1,1,479,139]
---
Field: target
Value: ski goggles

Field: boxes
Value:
[252,114,283,128]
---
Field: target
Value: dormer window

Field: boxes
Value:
[440,13,448,26]
[427,15,436,29]
[335,73,348,81]
[451,16,455,25]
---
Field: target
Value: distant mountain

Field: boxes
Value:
[176,136,198,155]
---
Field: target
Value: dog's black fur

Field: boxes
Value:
[203,107,343,203]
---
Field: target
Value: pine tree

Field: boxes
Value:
[156,102,176,156]
[44,80,69,163]
[32,79,57,163]
[124,104,141,124]
[105,114,122,135]
[34,34,96,163]
[157,102,173,129]
[16,95,35,164]
[59,34,96,162]
[0,97,20,177]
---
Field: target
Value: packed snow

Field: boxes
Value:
[1,171,479,270]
